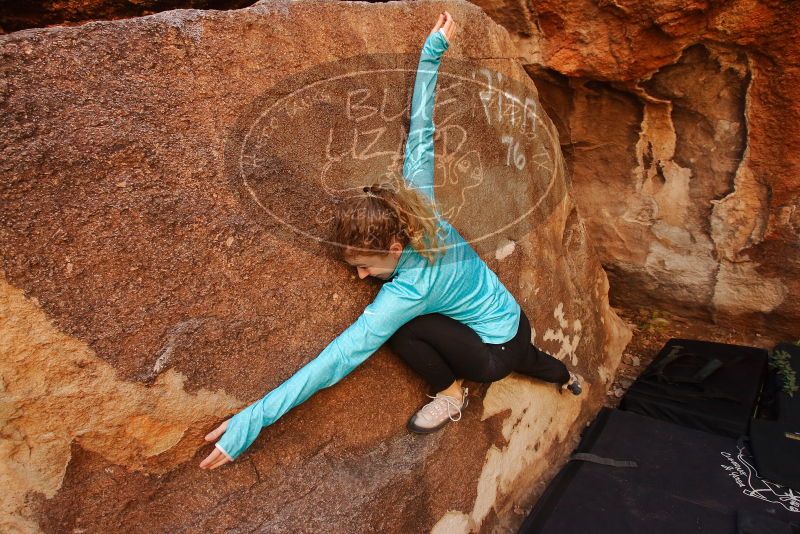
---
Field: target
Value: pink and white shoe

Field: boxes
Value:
[407,387,469,434]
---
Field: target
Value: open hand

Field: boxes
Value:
[199,418,232,470]
[432,11,456,43]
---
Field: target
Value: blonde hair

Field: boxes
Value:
[332,177,445,263]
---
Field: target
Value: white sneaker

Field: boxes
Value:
[407,387,469,434]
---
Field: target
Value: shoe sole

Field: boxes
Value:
[406,397,469,434]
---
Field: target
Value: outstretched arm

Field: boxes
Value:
[402,12,456,202]
[200,278,427,467]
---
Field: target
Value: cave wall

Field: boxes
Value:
[0,1,630,532]
[473,0,800,339]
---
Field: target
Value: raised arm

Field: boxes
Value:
[402,13,455,202]
[205,278,427,463]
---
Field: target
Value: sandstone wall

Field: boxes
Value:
[472,0,800,339]
[0,1,629,532]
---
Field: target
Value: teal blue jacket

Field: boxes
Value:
[216,30,521,460]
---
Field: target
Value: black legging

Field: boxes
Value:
[388,309,570,392]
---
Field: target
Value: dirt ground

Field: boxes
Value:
[603,306,788,408]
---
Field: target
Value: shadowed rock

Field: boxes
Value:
[475,0,800,340]
[0,0,259,33]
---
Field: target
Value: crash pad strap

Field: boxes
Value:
[571,452,638,468]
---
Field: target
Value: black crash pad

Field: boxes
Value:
[520,409,800,534]
[620,338,768,437]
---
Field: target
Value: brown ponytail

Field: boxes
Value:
[332,177,445,263]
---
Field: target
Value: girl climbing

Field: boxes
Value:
[200,11,580,470]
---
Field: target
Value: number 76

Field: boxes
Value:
[501,136,526,170]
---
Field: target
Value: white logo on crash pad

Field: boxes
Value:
[719,444,799,512]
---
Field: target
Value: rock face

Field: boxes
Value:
[0,0,258,33]
[472,0,800,339]
[0,1,629,532]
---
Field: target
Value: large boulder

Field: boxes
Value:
[472,0,800,339]
[0,1,630,532]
